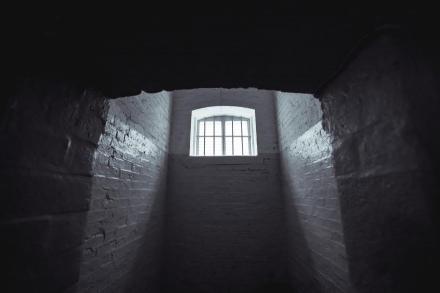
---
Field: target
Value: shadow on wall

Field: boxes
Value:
[0,80,108,292]
[163,88,291,293]
[74,91,171,292]
[281,128,352,292]
[319,31,439,293]
[279,165,323,293]
[276,92,352,293]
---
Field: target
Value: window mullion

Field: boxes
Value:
[249,118,252,155]
[241,117,244,155]
[250,118,253,155]
[196,120,198,155]
[212,118,215,156]
[231,117,234,156]
[222,116,225,156]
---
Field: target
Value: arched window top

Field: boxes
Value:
[191,106,256,120]
[189,106,258,156]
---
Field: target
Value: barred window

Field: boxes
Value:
[189,106,257,156]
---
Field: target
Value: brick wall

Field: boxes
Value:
[3,30,438,293]
[75,91,172,292]
[0,80,108,292]
[164,88,290,292]
[319,31,439,292]
[276,92,352,292]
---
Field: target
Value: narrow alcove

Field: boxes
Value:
[2,7,439,293]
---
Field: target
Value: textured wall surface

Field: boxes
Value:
[75,91,172,292]
[3,29,439,293]
[276,92,351,292]
[319,32,439,292]
[0,81,108,292]
[164,88,290,292]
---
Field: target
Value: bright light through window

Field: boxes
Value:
[189,106,258,156]
[197,116,251,156]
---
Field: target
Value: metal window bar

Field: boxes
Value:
[197,116,251,156]
[241,117,243,155]
[212,117,215,155]
[231,116,234,155]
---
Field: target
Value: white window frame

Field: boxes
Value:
[189,106,258,156]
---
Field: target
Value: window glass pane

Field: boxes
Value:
[214,118,222,136]
[233,117,242,136]
[225,137,233,155]
[214,137,222,156]
[225,118,232,136]
[191,108,257,156]
[197,137,205,156]
[242,119,249,136]
[233,137,243,155]
[198,120,205,136]
[205,119,214,136]
[243,137,250,155]
[205,137,214,156]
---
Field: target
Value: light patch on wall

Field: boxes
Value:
[288,121,332,163]
[105,117,159,160]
